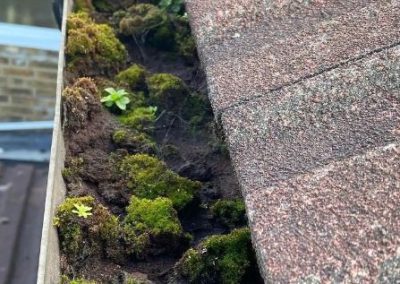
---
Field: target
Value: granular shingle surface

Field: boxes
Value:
[247,144,400,283]
[187,0,400,282]
[188,1,400,111]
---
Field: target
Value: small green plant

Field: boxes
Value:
[101,88,131,110]
[72,203,93,218]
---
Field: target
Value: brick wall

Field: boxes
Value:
[0,45,58,122]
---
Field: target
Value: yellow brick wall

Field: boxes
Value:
[0,45,58,121]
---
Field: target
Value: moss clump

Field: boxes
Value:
[62,156,84,183]
[115,64,147,91]
[74,0,94,13]
[54,196,94,257]
[119,106,157,132]
[55,196,123,261]
[172,16,197,61]
[177,35,197,61]
[119,4,166,37]
[183,93,212,126]
[66,12,126,71]
[124,196,190,257]
[112,129,156,153]
[62,77,101,132]
[61,275,96,284]
[211,199,247,229]
[120,154,200,210]
[147,73,189,111]
[177,228,255,284]
[124,275,146,284]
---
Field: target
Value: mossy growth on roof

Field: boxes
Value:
[54,196,123,261]
[119,106,157,132]
[74,0,94,13]
[176,228,256,284]
[62,156,84,183]
[112,128,156,154]
[115,64,148,91]
[146,73,189,111]
[118,4,166,37]
[66,12,126,71]
[211,199,247,229]
[124,196,191,257]
[119,154,200,210]
[61,275,96,284]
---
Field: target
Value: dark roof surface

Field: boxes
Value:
[0,162,47,284]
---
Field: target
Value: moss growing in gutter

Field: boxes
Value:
[66,12,126,71]
[124,196,191,257]
[119,154,200,210]
[176,228,255,284]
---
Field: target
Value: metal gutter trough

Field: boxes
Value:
[37,1,72,283]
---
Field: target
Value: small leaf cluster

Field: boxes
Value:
[72,203,93,218]
[101,87,131,110]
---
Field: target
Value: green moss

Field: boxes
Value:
[74,0,94,13]
[120,154,200,210]
[115,64,147,91]
[126,196,182,235]
[91,0,138,12]
[112,129,156,153]
[177,228,255,284]
[177,35,196,61]
[183,93,211,126]
[125,276,141,284]
[160,144,179,159]
[55,196,123,260]
[119,106,157,132]
[113,129,128,143]
[62,156,84,182]
[66,12,126,70]
[169,15,197,60]
[211,199,247,229]
[147,73,189,111]
[61,275,96,284]
[124,196,190,257]
[119,4,166,37]
[54,196,94,257]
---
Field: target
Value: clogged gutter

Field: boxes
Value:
[57,1,262,283]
